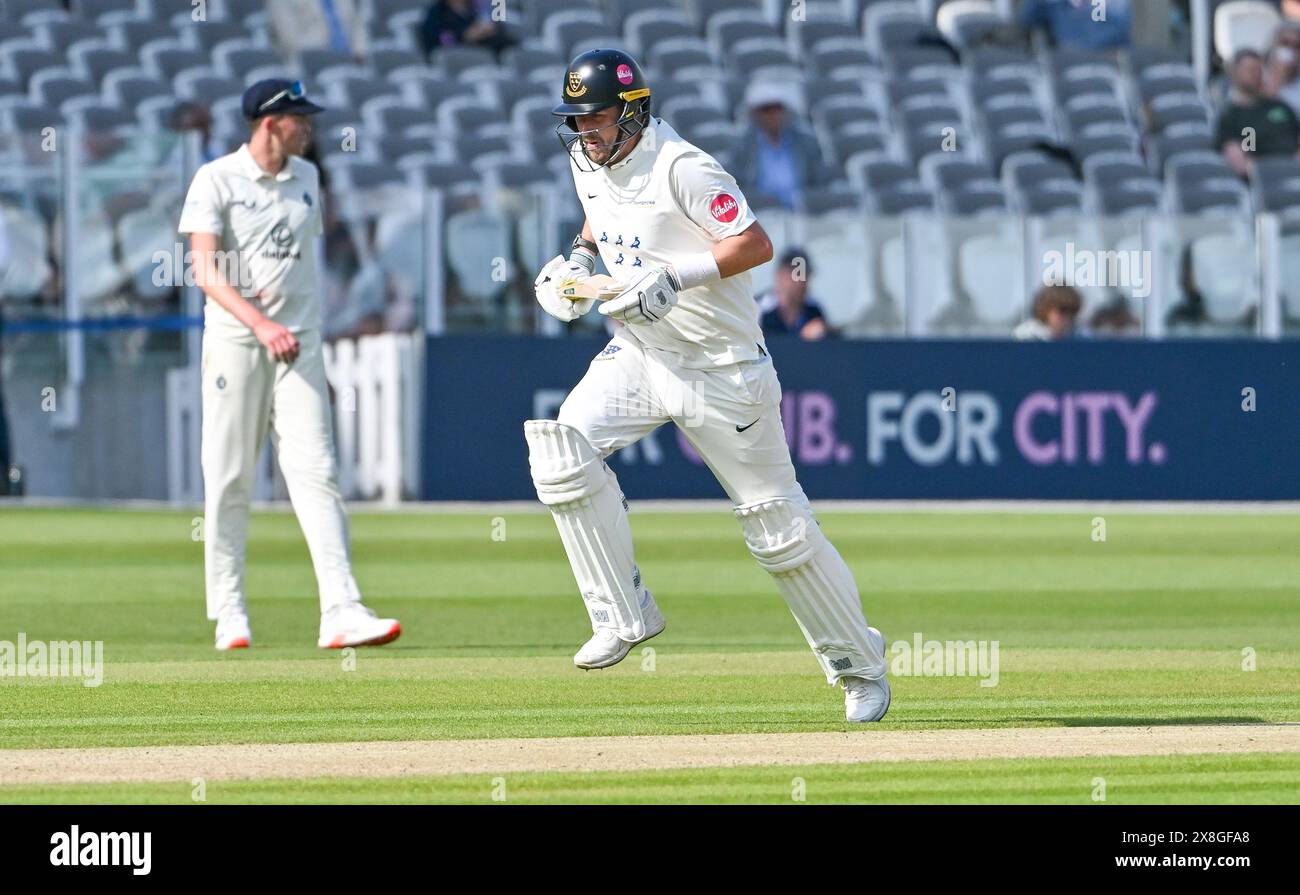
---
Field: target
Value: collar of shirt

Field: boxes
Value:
[236,143,297,183]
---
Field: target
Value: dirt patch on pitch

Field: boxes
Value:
[4,724,1298,786]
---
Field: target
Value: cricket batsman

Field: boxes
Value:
[178,79,400,651]
[526,50,890,721]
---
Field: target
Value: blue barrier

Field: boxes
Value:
[0,315,203,335]
[423,335,1299,501]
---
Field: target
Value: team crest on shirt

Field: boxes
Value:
[270,220,294,246]
[262,219,301,261]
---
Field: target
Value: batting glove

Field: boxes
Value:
[534,254,595,323]
[598,266,679,325]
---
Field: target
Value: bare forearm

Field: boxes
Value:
[188,235,267,332]
[711,222,773,278]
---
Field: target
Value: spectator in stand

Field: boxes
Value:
[1266,25,1300,116]
[1265,44,1300,116]
[268,0,368,63]
[1019,0,1132,51]
[171,102,226,164]
[1218,49,1300,177]
[1088,297,1142,337]
[733,82,832,212]
[1014,285,1082,340]
[757,247,832,341]
[420,0,518,58]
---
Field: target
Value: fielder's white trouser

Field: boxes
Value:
[201,329,362,621]
[526,334,886,684]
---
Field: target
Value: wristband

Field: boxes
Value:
[670,251,721,291]
[568,245,597,274]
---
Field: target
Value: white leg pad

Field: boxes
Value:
[525,420,645,642]
[736,495,886,684]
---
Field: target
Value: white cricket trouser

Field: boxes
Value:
[556,333,886,684]
[201,329,361,620]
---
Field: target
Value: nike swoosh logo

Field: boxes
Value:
[736,419,759,432]
[587,193,597,199]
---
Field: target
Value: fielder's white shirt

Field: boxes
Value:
[573,116,766,368]
[178,143,324,343]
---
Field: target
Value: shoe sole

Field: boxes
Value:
[215,637,250,651]
[319,622,402,649]
[574,619,665,670]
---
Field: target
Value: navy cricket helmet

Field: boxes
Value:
[553,48,652,171]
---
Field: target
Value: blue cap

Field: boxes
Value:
[241,79,325,120]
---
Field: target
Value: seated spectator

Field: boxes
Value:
[1266,25,1300,116]
[1020,0,1132,51]
[421,0,518,58]
[1218,49,1300,177]
[757,247,832,341]
[1088,297,1141,337]
[170,102,225,165]
[1014,285,1082,340]
[733,83,831,212]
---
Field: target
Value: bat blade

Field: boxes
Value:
[560,274,623,301]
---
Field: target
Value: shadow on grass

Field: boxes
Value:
[1046,717,1273,727]
[894,717,1280,727]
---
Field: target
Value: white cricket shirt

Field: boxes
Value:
[178,143,324,343]
[573,116,767,368]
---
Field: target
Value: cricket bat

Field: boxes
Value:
[559,274,623,302]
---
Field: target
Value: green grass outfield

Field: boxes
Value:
[1,507,1298,803]
[5,753,1299,805]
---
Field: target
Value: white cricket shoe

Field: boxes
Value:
[318,602,402,649]
[214,612,252,651]
[573,590,665,669]
[842,627,891,722]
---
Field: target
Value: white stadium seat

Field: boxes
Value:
[1191,233,1256,322]
[1214,0,1282,60]
[958,231,1025,325]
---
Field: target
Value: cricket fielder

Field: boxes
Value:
[526,50,889,721]
[178,79,400,651]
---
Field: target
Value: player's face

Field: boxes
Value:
[268,113,313,156]
[574,106,624,165]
